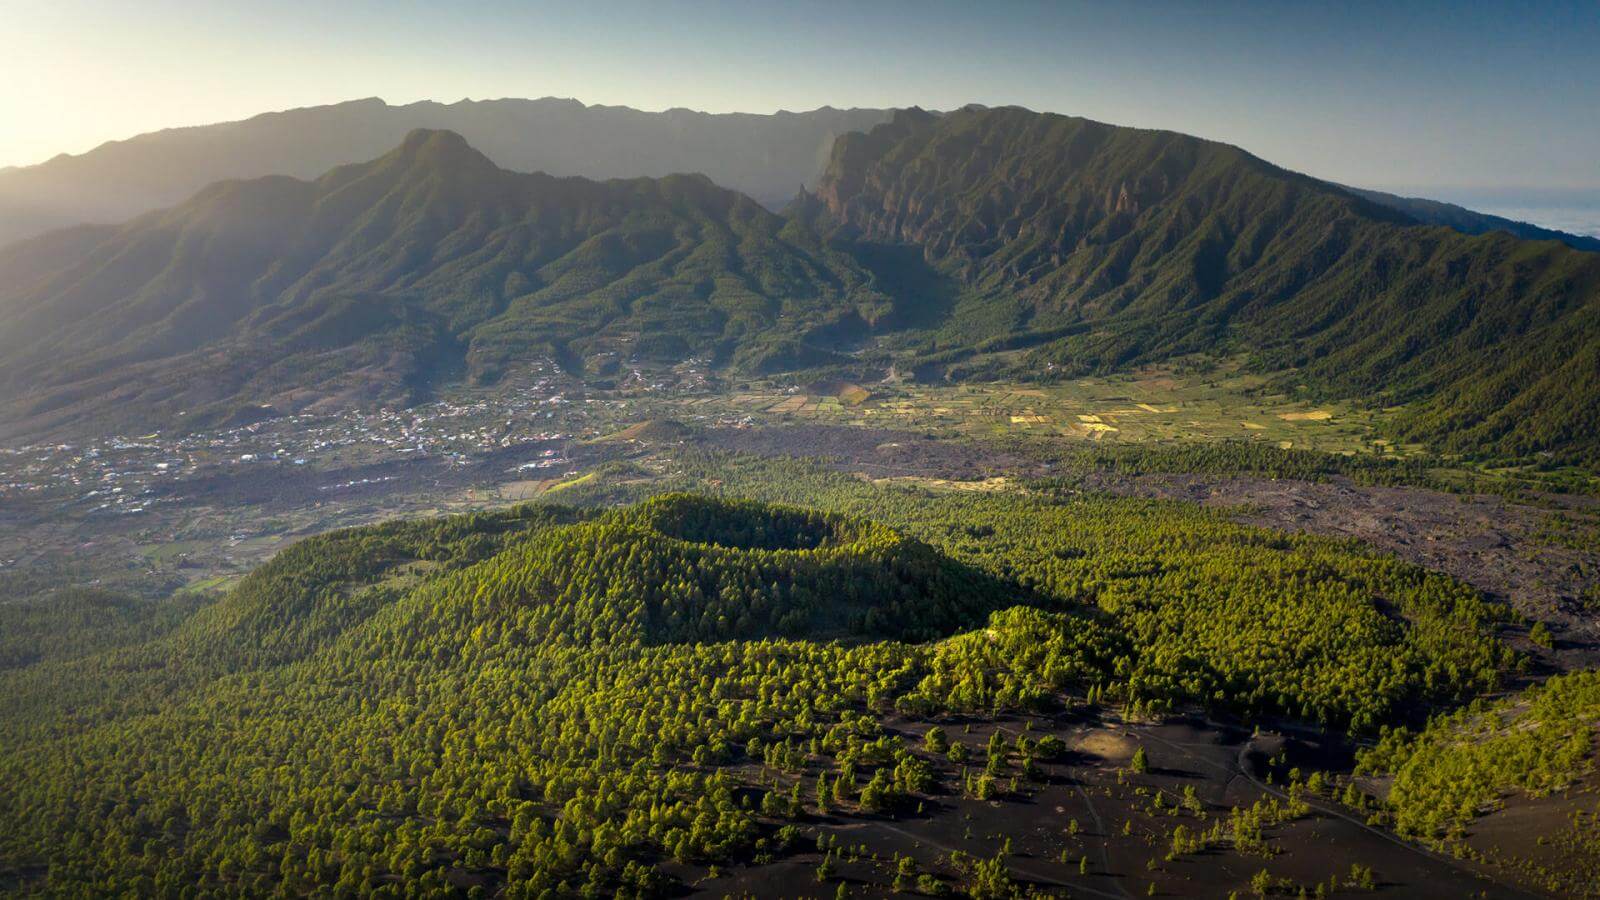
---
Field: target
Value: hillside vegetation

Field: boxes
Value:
[1355,670,1600,895]
[1360,670,1600,842]
[0,460,1522,895]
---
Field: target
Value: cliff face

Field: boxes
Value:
[812,105,1388,285]
[812,108,939,214]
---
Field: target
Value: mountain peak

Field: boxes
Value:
[396,128,480,161]
[371,129,502,185]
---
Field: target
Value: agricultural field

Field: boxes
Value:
[664,365,1390,457]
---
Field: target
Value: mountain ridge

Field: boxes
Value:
[811,106,1600,463]
[0,97,897,248]
[4,113,1600,464]
[5,96,1595,256]
[0,129,887,438]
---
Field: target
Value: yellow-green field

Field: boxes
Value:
[677,365,1401,456]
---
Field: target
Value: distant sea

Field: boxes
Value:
[1473,205,1600,240]
[1436,188,1600,240]
[1381,187,1600,240]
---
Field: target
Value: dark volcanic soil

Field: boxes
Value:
[688,716,1535,899]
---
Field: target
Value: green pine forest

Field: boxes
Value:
[0,453,1551,897]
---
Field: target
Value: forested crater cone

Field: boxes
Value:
[396,493,1018,652]
[622,491,877,552]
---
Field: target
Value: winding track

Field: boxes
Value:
[1072,781,1133,899]
[865,819,1129,900]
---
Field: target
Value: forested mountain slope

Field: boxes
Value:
[813,107,1600,463]
[0,130,886,437]
[5,109,1599,464]
[0,97,894,247]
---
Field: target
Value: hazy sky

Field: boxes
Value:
[3,0,1597,194]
